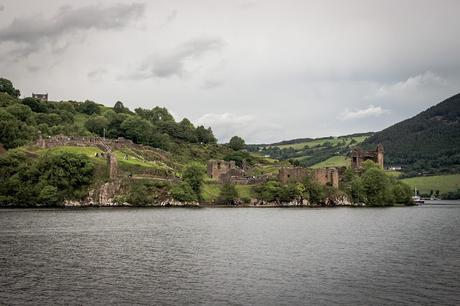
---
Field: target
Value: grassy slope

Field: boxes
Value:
[202,183,253,202]
[276,135,368,149]
[401,174,460,194]
[310,156,350,168]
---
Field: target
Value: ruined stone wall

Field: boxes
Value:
[312,168,339,189]
[36,135,136,151]
[278,167,340,188]
[207,160,236,180]
[351,144,384,170]
[278,167,309,184]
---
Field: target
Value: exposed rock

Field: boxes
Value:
[159,199,200,207]
[86,180,121,206]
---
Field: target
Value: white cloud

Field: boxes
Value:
[195,112,283,143]
[340,105,389,120]
[373,71,447,99]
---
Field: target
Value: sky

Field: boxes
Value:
[0,0,459,143]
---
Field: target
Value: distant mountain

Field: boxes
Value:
[363,93,460,176]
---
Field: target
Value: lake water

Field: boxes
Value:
[1,203,459,305]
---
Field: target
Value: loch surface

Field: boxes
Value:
[1,204,459,305]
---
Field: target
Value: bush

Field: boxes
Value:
[218,184,238,204]
[182,163,205,199]
[170,182,197,202]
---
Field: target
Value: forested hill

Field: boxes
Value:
[0,78,217,151]
[363,93,460,176]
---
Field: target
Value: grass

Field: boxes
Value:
[385,170,402,177]
[236,185,253,198]
[44,146,103,158]
[401,174,460,194]
[310,156,350,169]
[202,183,221,202]
[202,183,254,202]
[276,135,368,150]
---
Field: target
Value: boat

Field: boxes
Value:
[412,187,424,204]
[412,195,424,204]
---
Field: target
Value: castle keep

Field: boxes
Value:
[351,144,384,170]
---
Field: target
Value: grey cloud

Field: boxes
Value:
[88,68,108,80]
[0,4,4,11]
[0,3,145,55]
[131,38,224,79]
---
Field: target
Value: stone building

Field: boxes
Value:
[207,160,262,184]
[207,160,237,180]
[351,144,384,170]
[278,167,340,188]
[32,93,48,101]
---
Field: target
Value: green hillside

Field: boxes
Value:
[247,133,371,168]
[363,93,460,176]
[401,174,460,194]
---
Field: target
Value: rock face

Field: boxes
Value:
[81,180,121,207]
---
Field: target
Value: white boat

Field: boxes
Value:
[412,187,424,204]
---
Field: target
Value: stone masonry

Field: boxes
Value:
[351,144,384,170]
[278,167,340,188]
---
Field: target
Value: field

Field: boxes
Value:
[275,135,368,150]
[401,174,460,194]
[310,156,350,169]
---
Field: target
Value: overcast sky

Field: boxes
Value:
[1,0,459,143]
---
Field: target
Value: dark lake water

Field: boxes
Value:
[1,203,460,305]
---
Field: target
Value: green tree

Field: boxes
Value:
[182,163,205,198]
[120,116,154,143]
[6,103,34,123]
[0,78,20,97]
[78,100,100,115]
[85,115,109,136]
[218,183,239,204]
[114,101,128,113]
[22,97,48,113]
[196,125,217,144]
[360,161,393,206]
[38,185,59,205]
[229,136,245,151]
[170,182,197,202]
[0,109,35,149]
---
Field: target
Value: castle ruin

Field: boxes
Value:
[278,167,340,188]
[351,144,384,170]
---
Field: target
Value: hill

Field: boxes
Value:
[247,133,373,168]
[363,93,460,177]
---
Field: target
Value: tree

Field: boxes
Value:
[0,109,35,149]
[170,182,197,202]
[114,101,127,113]
[196,125,217,144]
[85,115,109,136]
[0,78,20,97]
[78,100,100,115]
[360,160,393,206]
[22,97,48,113]
[6,103,34,123]
[218,184,239,204]
[182,163,205,198]
[229,136,245,151]
[120,116,154,143]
